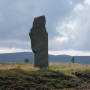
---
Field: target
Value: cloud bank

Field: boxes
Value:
[49,0,90,53]
[0,0,90,56]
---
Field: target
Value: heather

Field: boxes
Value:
[0,62,90,89]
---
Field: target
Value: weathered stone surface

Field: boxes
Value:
[29,16,48,68]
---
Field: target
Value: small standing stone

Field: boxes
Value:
[71,56,75,63]
[29,16,48,68]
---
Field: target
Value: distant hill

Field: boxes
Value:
[0,52,90,64]
[0,52,34,62]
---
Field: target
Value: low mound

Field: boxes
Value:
[0,69,82,89]
[0,63,90,89]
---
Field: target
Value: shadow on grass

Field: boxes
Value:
[0,68,84,89]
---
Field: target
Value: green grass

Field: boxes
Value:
[0,68,82,89]
[0,62,90,73]
[49,62,90,75]
[0,62,90,89]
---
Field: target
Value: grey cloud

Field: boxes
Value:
[49,0,90,52]
[0,0,80,50]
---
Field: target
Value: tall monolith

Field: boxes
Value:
[29,16,48,68]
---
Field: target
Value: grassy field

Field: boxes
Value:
[0,62,90,75]
[50,62,90,75]
[0,62,90,89]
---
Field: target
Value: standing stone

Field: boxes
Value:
[29,16,48,68]
[71,56,75,63]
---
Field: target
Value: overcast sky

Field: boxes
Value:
[0,0,90,56]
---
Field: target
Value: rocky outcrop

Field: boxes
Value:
[29,16,48,68]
